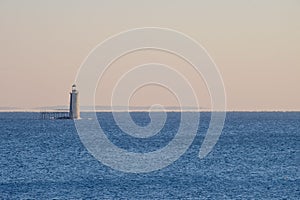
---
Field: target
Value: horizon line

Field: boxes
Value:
[1,109,300,113]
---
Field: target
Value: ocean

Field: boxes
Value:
[0,112,299,199]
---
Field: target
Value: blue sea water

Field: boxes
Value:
[0,112,299,199]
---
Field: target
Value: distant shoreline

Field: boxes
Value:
[0,110,299,113]
[1,105,299,113]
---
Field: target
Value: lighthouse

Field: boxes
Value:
[69,84,80,119]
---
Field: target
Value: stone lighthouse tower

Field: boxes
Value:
[69,84,80,119]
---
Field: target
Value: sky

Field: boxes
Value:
[0,0,299,111]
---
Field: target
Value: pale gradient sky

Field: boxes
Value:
[0,0,299,111]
